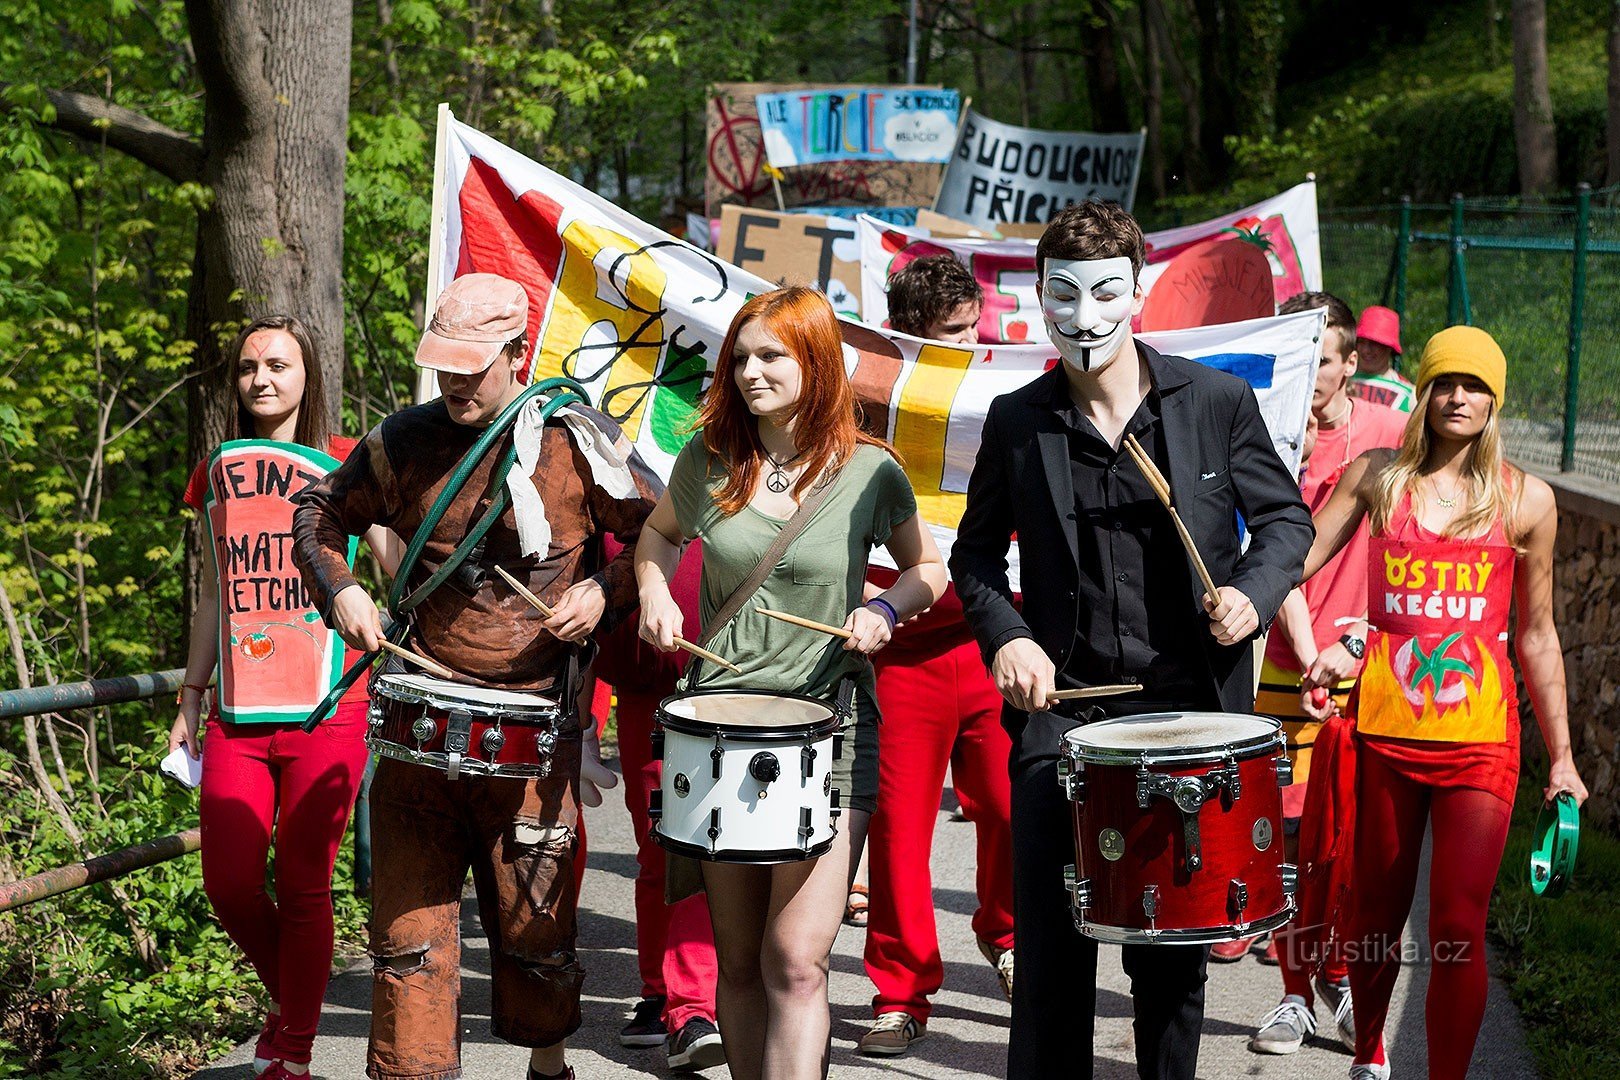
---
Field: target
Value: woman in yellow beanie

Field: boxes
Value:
[1300,324,1586,1080]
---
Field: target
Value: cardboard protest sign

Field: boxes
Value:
[705,82,944,217]
[428,113,1320,589]
[934,109,1145,228]
[914,208,999,239]
[204,441,355,724]
[755,88,960,168]
[718,205,861,318]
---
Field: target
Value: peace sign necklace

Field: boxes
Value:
[765,449,805,494]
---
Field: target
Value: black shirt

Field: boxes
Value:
[1056,388,1217,708]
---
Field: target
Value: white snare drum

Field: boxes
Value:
[369,673,565,781]
[650,690,843,863]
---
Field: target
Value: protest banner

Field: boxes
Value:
[705,82,943,217]
[934,109,1145,228]
[424,110,1321,588]
[857,181,1322,342]
[718,205,861,318]
[204,441,356,724]
[755,87,961,168]
[914,208,998,238]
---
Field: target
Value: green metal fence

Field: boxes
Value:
[1321,185,1620,486]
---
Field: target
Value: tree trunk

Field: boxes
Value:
[1080,0,1130,132]
[1229,0,1282,139]
[1151,0,1205,186]
[1511,0,1558,195]
[1141,0,1167,199]
[1608,0,1620,185]
[1192,0,1232,172]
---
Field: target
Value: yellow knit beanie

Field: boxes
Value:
[1414,325,1506,404]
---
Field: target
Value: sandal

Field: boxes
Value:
[844,883,869,926]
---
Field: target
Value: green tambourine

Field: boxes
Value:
[1529,792,1579,899]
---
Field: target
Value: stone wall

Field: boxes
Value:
[1530,469,1620,834]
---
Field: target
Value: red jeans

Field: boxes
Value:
[615,688,719,1030]
[865,642,1015,1020]
[199,699,370,1065]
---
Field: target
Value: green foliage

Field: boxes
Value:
[1491,772,1620,1072]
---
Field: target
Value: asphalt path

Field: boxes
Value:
[196,761,1537,1079]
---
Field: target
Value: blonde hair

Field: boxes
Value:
[1368,383,1523,544]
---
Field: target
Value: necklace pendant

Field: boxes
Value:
[766,468,791,494]
[1436,494,1457,508]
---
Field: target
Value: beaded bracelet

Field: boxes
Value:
[865,596,899,629]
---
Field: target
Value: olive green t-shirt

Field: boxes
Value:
[668,439,918,700]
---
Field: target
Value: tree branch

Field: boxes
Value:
[40,88,204,184]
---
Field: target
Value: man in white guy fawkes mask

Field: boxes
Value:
[948,199,1313,1080]
[1039,254,1143,376]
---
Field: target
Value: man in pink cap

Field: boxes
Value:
[1349,305,1415,413]
[294,272,663,1080]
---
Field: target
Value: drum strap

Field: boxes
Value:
[684,467,843,685]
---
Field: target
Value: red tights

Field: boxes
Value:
[1346,749,1512,1078]
[199,702,369,1065]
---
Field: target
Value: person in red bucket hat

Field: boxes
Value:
[1349,305,1415,413]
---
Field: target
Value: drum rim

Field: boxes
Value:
[373,673,560,717]
[656,688,842,740]
[1073,900,1296,945]
[368,733,570,777]
[651,822,836,864]
[1060,711,1283,764]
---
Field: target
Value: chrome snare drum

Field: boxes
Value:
[650,690,843,863]
[1059,712,1296,944]
[369,673,565,780]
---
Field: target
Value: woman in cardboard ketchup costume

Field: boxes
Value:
[1303,325,1586,1080]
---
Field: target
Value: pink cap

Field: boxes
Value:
[415,273,529,374]
[1356,305,1402,354]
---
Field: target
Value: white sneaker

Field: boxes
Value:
[1349,1065,1390,1080]
[1315,973,1355,1050]
[1249,996,1317,1054]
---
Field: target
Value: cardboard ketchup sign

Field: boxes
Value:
[204,440,355,724]
[1358,535,1514,743]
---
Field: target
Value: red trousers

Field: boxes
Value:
[865,641,1015,1020]
[199,700,370,1065]
[614,688,719,1030]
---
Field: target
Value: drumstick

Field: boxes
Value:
[496,565,742,674]
[378,639,459,681]
[756,607,855,640]
[1121,434,1222,602]
[1047,684,1144,702]
[493,564,557,618]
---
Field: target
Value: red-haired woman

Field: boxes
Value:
[1303,326,1586,1080]
[635,287,947,1078]
[169,316,396,1079]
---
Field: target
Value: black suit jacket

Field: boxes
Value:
[950,343,1313,723]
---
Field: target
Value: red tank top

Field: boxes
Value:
[1353,490,1520,804]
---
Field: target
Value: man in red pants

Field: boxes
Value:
[595,538,724,1072]
[859,255,1016,1058]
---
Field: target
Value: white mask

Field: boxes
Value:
[1040,256,1138,374]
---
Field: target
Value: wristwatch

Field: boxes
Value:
[1338,633,1366,660]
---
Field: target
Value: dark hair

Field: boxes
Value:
[1279,291,1357,352]
[886,255,983,338]
[1036,200,1146,279]
[224,314,331,451]
[697,287,893,515]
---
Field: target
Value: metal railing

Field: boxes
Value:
[1324,186,1620,485]
[0,669,372,914]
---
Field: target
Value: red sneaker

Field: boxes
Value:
[1254,935,1279,965]
[1210,934,1258,962]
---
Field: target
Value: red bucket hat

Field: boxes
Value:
[1356,305,1402,354]
[415,274,530,375]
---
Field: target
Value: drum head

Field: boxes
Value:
[659,691,836,733]
[374,673,557,715]
[1062,712,1280,763]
